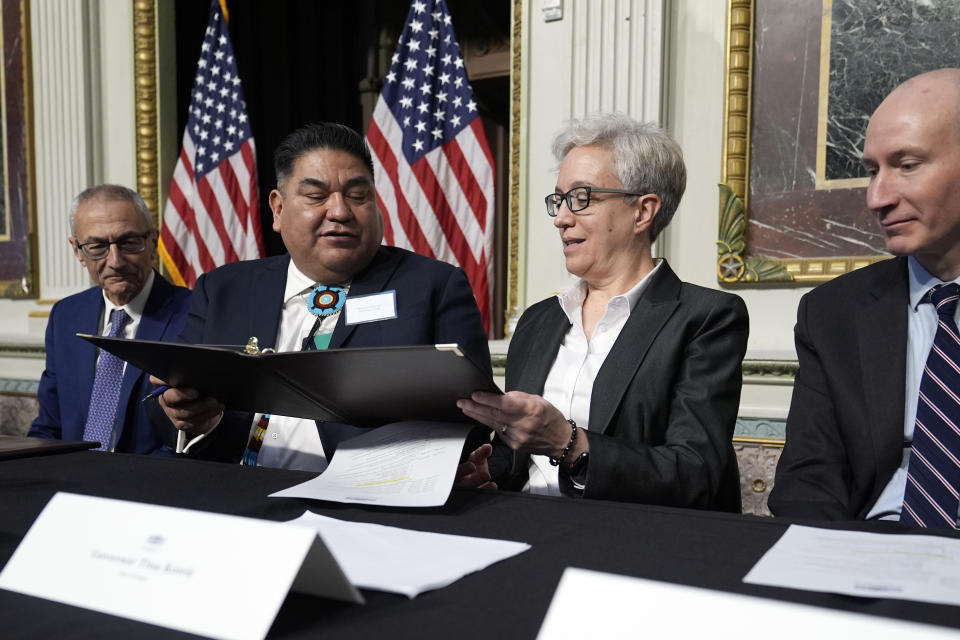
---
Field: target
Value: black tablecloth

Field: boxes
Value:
[1,451,958,638]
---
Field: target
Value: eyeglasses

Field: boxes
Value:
[544,186,645,216]
[75,232,154,260]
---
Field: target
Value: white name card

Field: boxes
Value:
[0,492,363,640]
[345,289,397,324]
[537,568,959,639]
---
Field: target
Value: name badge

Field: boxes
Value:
[345,290,397,325]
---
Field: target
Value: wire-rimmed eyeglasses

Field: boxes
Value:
[544,186,645,217]
[75,231,154,260]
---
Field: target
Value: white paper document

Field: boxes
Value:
[744,524,960,607]
[270,421,473,507]
[538,567,958,639]
[0,493,363,640]
[289,511,530,598]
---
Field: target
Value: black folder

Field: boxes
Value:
[0,435,99,461]
[78,335,500,427]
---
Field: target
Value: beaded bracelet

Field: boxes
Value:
[549,419,578,467]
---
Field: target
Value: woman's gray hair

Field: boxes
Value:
[551,113,686,240]
[69,184,154,236]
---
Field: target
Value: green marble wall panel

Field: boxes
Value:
[734,417,786,440]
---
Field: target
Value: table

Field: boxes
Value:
[1,451,958,638]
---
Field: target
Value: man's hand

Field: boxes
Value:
[455,443,497,489]
[148,375,224,436]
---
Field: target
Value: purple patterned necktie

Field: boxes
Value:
[901,284,960,529]
[82,308,131,451]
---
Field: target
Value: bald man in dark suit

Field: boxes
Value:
[771,69,960,526]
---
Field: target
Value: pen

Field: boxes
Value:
[142,384,187,453]
[142,384,170,403]
[176,430,186,455]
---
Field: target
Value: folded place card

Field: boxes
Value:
[0,492,363,640]
[537,567,959,639]
[289,511,531,598]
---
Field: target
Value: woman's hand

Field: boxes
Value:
[457,391,580,459]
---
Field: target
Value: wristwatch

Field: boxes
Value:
[568,451,589,478]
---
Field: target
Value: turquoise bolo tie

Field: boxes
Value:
[302,285,346,351]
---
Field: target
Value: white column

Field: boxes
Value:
[569,0,663,121]
[521,0,665,306]
[31,0,101,300]
[98,2,135,190]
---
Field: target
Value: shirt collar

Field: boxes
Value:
[907,256,960,310]
[284,259,351,304]
[284,260,316,304]
[101,269,154,323]
[556,259,663,323]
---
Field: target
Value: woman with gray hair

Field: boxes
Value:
[458,113,748,510]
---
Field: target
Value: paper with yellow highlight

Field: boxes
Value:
[270,421,473,507]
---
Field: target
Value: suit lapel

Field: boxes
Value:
[75,288,105,422]
[249,256,288,349]
[589,263,680,435]
[502,301,568,480]
[858,257,909,481]
[511,303,569,395]
[112,275,177,445]
[329,248,401,349]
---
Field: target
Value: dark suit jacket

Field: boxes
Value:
[489,261,748,511]
[29,272,190,454]
[769,257,909,520]
[171,246,491,462]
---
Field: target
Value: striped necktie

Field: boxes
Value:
[901,283,960,529]
[82,308,131,451]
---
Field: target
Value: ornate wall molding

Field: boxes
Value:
[0,377,39,394]
[734,440,781,516]
[506,0,522,335]
[720,1,752,215]
[733,419,786,441]
[491,352,507,377]
[718,0,887,285]
[132,0,159,227]
[716,0,791,284]
[0,342,44,359]
[742,358,797,385]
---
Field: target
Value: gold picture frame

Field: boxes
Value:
[717,0,887,285]
[132,0,160,229]
[0,0,36,298]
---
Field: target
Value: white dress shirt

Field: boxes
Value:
[252,260,349,472]
[866,256,960,519]
[525,261,663,496]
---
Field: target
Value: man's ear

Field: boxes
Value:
[268,189,284,233]
[69,237,84,264]
[634,194,662,235]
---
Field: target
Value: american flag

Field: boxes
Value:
[367,0,495,332]
[159,0,262,288]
